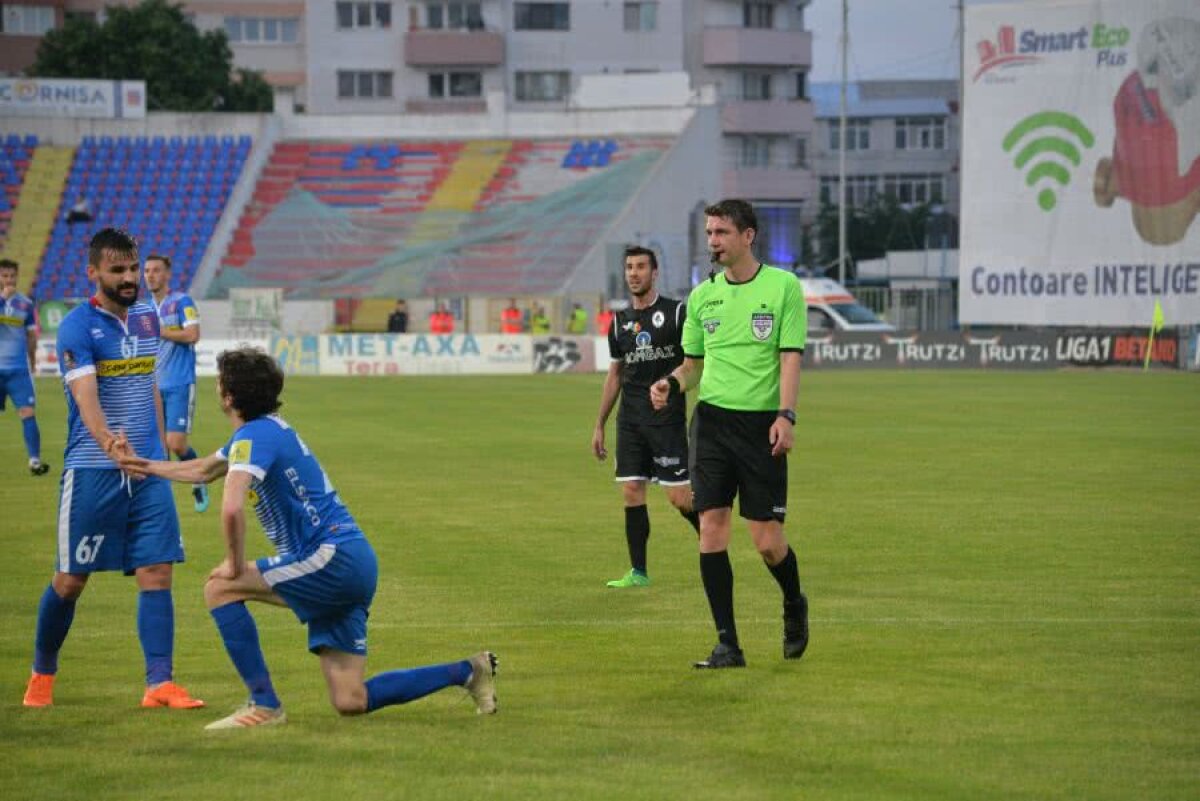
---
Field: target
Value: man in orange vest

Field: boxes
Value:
[500,299,523,333]
[429,302,455,334]
[595,304,614,336]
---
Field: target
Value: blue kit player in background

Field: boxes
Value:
[22,228,204,710]
[0,258,50,476]
[143,254,208,513]
[120,347,499,729]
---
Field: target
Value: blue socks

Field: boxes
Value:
[33,584,77,675]
[22,416,40,460]
[137,589,175,686]
[364,660,472,712]
[211,602,280,709]
[179,446,197,462]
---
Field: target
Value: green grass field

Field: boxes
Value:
[1,371,1197,800]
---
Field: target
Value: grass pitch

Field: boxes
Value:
[1,371,1197,801]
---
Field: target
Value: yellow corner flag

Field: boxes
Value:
[1144,301,1165,370]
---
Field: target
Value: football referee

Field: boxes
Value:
[651,199,809,669]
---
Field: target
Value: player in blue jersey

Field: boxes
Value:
[22,229,204,710]
[119,347,498,729]
[143,254,208,513]
[0,259,50,476]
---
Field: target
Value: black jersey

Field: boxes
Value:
[608,294,686,426]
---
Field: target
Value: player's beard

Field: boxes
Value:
[101,281,139,308]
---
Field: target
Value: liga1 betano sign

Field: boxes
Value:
[0,78,146,119]
[960,0,1200,326]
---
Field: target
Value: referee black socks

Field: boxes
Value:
[625,505,650,575]
[700,550,739,648]
[766,546,803,604]
[680,509,701,535]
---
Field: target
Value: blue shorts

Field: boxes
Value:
[257,537,378,656]
[0,368,36,412]
[57,469,184,575]
[160,384,196,434]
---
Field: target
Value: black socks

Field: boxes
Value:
[766,547,803,604]
[625,505,650,574]
[699,550,738,648]
[680,509,701,535]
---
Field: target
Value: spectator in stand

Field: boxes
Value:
[429,303,455,334]
[529,304,551,334]
[567,303,588,334]
[500,299,524,334]
[387,300,408,334]
[66,195,93,225]
[596,304,615,336]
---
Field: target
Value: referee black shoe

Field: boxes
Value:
[783,594,809,660]
[693,642,746,669]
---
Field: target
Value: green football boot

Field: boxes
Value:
[606,569,650,588]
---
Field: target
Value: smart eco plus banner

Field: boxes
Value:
[961,0,1200,326]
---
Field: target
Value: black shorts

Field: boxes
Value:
[615,420,690,486]
[689,401,787,522]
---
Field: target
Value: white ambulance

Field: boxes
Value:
[799,277,896,332]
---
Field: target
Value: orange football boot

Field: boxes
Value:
[23,672,55,707]
[141,681,205,709]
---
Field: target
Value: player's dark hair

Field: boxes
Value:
[88,227,138,266]
[218,347,284,421]
[0,258,17,271]
[623,245,658,271]
[704,199,758,237]
[145,254,172,270]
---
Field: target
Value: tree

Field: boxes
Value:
[30,0,271,112]
[814,195,950,280]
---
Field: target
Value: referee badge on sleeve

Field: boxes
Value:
[751,312,774,341]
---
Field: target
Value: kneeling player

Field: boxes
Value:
[122,347,497,728]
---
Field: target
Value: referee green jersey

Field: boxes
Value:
[681,265,806,411]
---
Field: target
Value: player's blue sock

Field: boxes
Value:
[179,446,197,462]
[364,660,472,712]
[22,416,41,460]
[138,589,175,686]
[211,602,281,709]
[33,584,77,675]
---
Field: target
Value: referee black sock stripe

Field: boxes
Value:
[766,547,803,604]
[699,550,738,648]
[625,504,650,574]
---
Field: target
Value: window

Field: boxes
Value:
[2,5,55,35]
[820,175,879,207]
[894,117,947,150]
[426,2,482,29]
[882,173,945,205]
[224,16,301,43]
[337,70,394,99]
[792,137,808,169]
[743,1,774,29]
[514,2,569,31]
[428,71,482,98]
[623,2,657,31]
[742,72,772,101]
[336,2,392,30]
[794,72,807,100]
[515,71,569,101]
[739,136,773,168]
[829,119,870,151]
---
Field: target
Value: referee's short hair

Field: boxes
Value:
[705,199,758,239]
[623,244,658,271]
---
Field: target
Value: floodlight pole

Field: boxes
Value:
[838,0,848,285]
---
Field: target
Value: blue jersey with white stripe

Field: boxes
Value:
[0,292,36,372]
[57,300,166,468]
[219,415,364,559]
[154,291,198,389]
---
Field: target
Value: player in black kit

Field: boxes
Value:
[592,246,701,587]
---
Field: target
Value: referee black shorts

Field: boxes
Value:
[615,420,691,486]
[689,401,787,522]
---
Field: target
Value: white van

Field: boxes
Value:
[799,278,896,332]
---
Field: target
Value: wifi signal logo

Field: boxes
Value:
[1002,111,1095,212]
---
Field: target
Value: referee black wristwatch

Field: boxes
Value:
[777,409,796,425]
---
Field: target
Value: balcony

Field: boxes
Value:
[722,168,817,202]
[722,99,814,135]
[405,98,487,114]
[703,27,812,67]
[405,30,504,67]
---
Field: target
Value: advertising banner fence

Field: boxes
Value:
[961,0,1200,326]
[320,334,532,375]
[0,78,146,118]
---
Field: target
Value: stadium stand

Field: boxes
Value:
[212,136,674,314]
[0,135,77,296]
[32,134,251,299]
